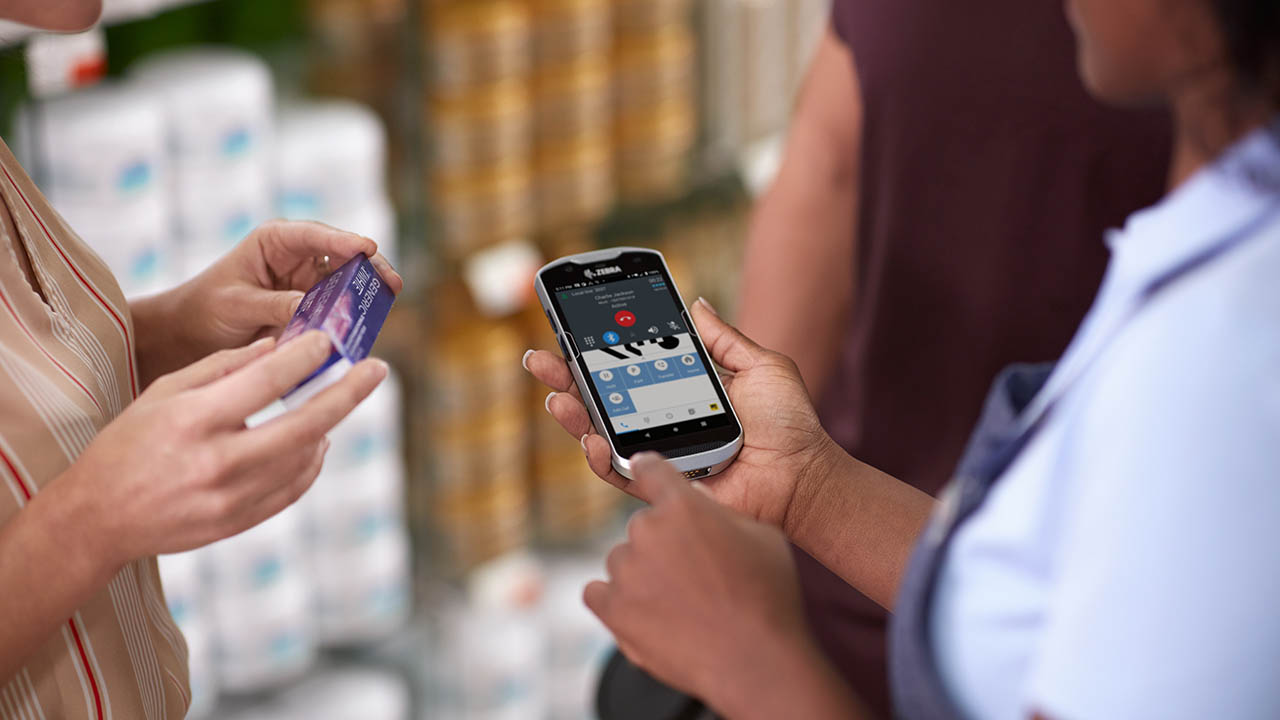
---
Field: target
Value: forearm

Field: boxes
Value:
[738,161,856,396]
[131,286,200,387]
[736,24,861,397]
[0,473,117,680]
[786,439,937,611]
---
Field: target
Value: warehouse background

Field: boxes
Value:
[0,0,829,717]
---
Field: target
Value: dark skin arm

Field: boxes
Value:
[528,300,935,611]
[737,24,861,398]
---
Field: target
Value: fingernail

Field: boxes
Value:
[321,437,331,453]
[691,480,713,496]
[580,433,590,453]
[522,349,535,371]
[250,336,274,349]
[545,391,557,413]
[697,297,720,317]
[288,290,305,313]
[368,358,389,380]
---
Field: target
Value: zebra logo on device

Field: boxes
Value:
[584,265,623,280]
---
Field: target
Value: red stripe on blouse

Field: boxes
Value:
[0,163,139,400]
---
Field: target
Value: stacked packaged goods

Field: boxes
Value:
[156,552,217,720]
[425,286,534,571]
[128,47,274,280]
[542,556,614,720]
[277,666,412,720]
[429,552,550,720]
[275,100,398,265]
[301,371,413,645]
[703,0,830,161]
[611,0,697,202]
[427,0,534,258]
[204,505,317,693]
[305,0,406,115]
[15,84,177,297]
[530,0,614,231]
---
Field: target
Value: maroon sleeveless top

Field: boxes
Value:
[799,1,1172,714]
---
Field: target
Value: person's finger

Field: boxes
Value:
[523,349,576,392]
[546,391,594,439]
[690,298,767,374]
[583,434,635,495]
[200,331,335,425]
[163,337,276,392]
[237,439,328,531]
[238,358,388,455]
[368,252,404,296]
[605,542,633,583]
[628,452,687,504]
[718,370,736,392]
[583,580,614,624]
[258,219,379,273]
[232,286,307,334]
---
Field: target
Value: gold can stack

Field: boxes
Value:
[531,0,615,233]
[423,288,535,571]
[610,0,697,203]
[427,0,535,258]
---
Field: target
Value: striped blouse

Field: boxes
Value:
[0,138,190,718]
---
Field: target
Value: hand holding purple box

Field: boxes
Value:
[278,254,396,408]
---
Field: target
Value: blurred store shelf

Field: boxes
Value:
[0,0,831,717]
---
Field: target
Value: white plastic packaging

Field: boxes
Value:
[156,551,218,719]
[303,372,413,644]
[277,667,411,720]
[129,47,275,278]
[543,559,613,720]
[439,603,550,720]
[14,84,178,296]
[128,47,274,172]
[275,101,387,219]
[204,506,316,692]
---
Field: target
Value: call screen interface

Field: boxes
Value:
[550,269,730,443]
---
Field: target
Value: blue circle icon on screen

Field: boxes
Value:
[603,331,620,345]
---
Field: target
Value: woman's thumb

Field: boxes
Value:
[689,297,765,373]
[255,289,306,329]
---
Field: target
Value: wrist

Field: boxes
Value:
[708,629,855,720]
[38,466,128,584]
[783,434,852,539]
[131,285,199,386]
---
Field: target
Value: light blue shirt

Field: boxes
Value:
[931,122,1280,720]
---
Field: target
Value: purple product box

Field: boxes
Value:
[278,253,395,408]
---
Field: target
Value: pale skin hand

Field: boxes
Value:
[526,298,936,610]
[737,23,862,397]
[0,331,387,681]
[131,220,403,388]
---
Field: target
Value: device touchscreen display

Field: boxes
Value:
[550,268,730,444]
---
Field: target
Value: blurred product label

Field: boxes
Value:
[16,83,179,297]
[25,28,106,98]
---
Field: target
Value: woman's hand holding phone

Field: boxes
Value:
[46,331,387,573]
[524,298,848,535]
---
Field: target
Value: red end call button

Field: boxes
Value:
[615,310,636,327]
